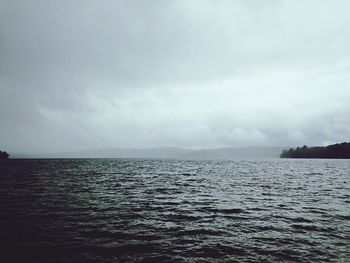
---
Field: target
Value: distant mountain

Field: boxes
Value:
[187,147,285,158]
[14,146,287,159]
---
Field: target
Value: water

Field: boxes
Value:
[0,158,349,262]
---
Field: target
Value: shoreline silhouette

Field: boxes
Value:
[0,151,9,159]
[280,142,350,158]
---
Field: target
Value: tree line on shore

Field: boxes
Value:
[0,151,10,159]
[280,142,350,158]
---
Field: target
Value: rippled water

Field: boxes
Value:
[0,159,349,262]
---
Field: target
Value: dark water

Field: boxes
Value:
[0,159,349,262]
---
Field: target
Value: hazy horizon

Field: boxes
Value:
[1,0,350,153]
[13,145,288,155]
[11,145,287,159]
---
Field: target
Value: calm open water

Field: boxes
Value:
[0,159,349,262]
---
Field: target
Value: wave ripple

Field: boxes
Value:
[1,158,349,262]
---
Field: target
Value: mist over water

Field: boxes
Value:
[1,159,349,262]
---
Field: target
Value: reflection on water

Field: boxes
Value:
[1,159,349,262]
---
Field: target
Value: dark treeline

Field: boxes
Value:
[0,151,10,159]
[280,142,350,158]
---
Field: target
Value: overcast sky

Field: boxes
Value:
[1,0,350,153]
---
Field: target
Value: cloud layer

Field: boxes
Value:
[1,0,350,153]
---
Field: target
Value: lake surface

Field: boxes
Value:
[0,159,349,262]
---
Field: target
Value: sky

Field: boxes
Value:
[1,0,350,153]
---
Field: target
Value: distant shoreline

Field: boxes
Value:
[0,151,9,160]
[10,146,286,159]
[280,142,350,159]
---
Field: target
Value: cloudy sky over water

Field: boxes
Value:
[1,0,350,153]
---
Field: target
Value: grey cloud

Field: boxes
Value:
[1,0,350,153]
